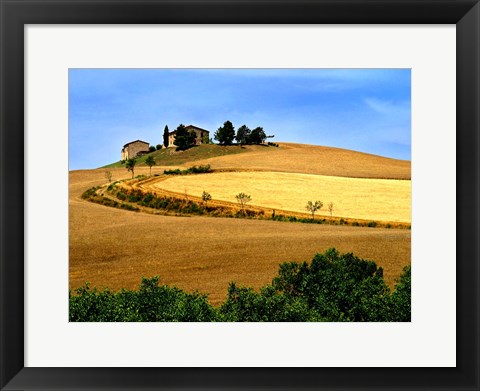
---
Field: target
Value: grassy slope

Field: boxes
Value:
[102,144,251,168]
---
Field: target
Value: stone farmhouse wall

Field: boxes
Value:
[121,140,149,160]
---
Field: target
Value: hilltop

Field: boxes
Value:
[103,143,410,180]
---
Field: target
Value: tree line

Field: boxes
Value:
[214,120,274,146]
[162,121,275,151]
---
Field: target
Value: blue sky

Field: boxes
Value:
[69,69,411,170]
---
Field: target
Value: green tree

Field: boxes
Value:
[249,126,267,144]
[203,133,212,144]
[173,124,196,151]
[214,120,235,146]
[145,156,156,177]
[235,192,252,214]
[202,191,212,206]
[125,158,137,179]
[235,125,251,146]
[149,145,156,153]
[306,200,323,220]
[390,265,411,321]
[156,144,162,150]
[163,125,170,148]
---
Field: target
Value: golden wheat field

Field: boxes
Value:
[69,146,411,305]
[149,171,411,223]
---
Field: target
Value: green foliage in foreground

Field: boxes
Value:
[69,249,411,322]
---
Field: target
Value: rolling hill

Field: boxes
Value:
[103,142,411,179]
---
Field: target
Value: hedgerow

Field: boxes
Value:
[164,165,212,175]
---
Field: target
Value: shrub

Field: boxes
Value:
[164,168,182,175]
[107,181,118,192]
[70,277,217,322]
[128,194,141,203]
[164,165,212,175]
[143,193,154,203]
[81,187,98,199]
[389,265,411,321]
[120,203,139,211]
[149,145,156,152]
[116,191,127,201]
[367,221,377,228]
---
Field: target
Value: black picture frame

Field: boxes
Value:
[1,1,479,390]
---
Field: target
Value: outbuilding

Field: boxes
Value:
[121,140,150,160]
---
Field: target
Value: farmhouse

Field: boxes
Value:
[121,140,150,160]
[168,125,210,147]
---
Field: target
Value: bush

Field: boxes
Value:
[107,181,119,192]
[128,194,141,203]
[120,203,139,211]
[70,277,217,322]
[149,146,156,152]
[367,221,377,228]
[389,265,411,321]
[116,191,127,201]
[164,165,212,175]
[156,144,162,150]
[164,168,183,175]
[81,187,98,199]
[219,249,396,322]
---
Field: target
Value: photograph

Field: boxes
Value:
[2,0,478,388]
[68,68,411,322]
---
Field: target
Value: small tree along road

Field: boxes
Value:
[328,202,334,217]
[306,200,323,220]
[202,191,212,206]
[236,192,252,214]
[145,156,156,177]
[125,158,137,179]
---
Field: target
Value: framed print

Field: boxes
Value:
[1,1,479,390]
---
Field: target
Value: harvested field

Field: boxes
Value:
[190,143,411,179]
[70,169,411,306]
[104,142,411,179]
[149,171,411,223]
